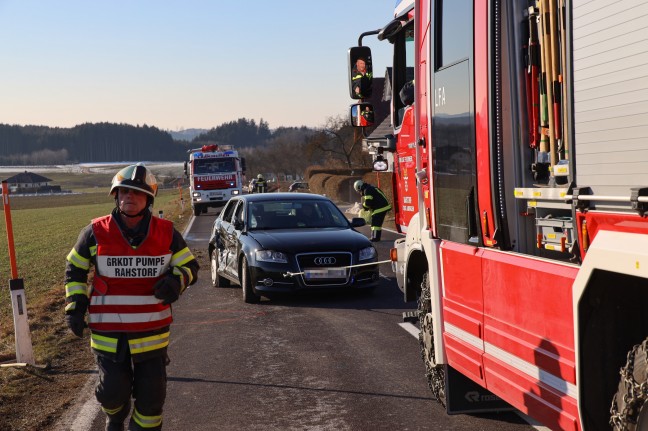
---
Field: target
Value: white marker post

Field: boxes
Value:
[1,181,35,366]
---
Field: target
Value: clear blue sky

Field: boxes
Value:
[0,1,397,131]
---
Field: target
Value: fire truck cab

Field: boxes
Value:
[184,144,245,216]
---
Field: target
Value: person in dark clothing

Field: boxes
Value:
[255,174,268,193]
[353,180,392,242]
[64,164,199,431]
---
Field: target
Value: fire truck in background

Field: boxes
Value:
[348,0,648,429]
[184,144,245,216]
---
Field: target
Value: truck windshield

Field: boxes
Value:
[194,158,236,174]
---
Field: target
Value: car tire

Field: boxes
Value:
[240,256,260,304]
[210,249,230,288]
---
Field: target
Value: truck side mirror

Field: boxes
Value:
[350,103,375,128]
[183,161,188,177]
[348,46,373,99]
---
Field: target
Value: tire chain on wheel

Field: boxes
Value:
[417,272,446,406]
[610,338,648,430]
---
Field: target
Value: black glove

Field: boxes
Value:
[153,275,181,305]
[65,314,86,338]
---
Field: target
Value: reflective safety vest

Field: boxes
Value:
[89,215,173,333]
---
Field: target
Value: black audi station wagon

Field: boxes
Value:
[208,193,379,303]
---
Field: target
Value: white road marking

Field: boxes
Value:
[397,322,551,431]
[398,322,420,338]
[53,375,100,431]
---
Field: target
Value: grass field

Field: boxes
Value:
[0,172,193,430]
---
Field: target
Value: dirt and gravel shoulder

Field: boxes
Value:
[0,317,96,431]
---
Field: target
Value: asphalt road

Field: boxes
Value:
[73,206,541,431]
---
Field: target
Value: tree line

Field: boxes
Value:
[0,116,370,177]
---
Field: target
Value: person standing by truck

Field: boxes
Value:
[354,179,391,242]
[255,174,268,193]
[64,164,199,431]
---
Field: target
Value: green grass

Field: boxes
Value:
[0,183,192,362]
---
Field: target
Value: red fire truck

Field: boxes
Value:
[348,0,648,429]
[184,144,245,216]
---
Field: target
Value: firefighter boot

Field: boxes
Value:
[370,229,382,242]
[104,403,130,431]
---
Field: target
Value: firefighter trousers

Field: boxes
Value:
[370,211,387,241]
[96,353,167,430]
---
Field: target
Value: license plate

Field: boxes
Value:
[304,268,346,279]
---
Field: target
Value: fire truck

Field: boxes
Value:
[184,144,245,216]
[348,0,648,429]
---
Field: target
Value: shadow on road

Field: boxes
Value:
[168,375,433,402]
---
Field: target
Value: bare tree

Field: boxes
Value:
[307,115,367,168]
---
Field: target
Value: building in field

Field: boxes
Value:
[3,171,61,194]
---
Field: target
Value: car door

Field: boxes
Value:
[227,200,246,280]
[218,199,238,277]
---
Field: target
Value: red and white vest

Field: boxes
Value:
[88,215,174,333]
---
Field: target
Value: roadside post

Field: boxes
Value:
[178,179,184,212]
[1,180,35,366]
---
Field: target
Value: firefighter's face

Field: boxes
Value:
[356,59,366,73]
[117,187,148,216]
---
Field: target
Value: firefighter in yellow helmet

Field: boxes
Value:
[64,164,199,431]
[354,179,392,242]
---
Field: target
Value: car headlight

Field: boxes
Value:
[256,250,288,263]
[359,246,377,261]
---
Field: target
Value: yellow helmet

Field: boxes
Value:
[109,164,158,198]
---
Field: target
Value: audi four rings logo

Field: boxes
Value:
[314,257,336,265]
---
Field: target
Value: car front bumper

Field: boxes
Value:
[250,259,380,294]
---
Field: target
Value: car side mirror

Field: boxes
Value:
[351,217,366,228]
[233,218,244,231]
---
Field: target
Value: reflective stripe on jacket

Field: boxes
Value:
[362,184,392,215]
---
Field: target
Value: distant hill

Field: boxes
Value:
[169,128,208,141]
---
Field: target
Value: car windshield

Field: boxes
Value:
[194,158,236,175]
[247,199,349,230]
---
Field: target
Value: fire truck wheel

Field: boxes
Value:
[193,205,201,217]
[240,256,260,304]
[610,338,648,430]
[210,249,230,288]
[417,271,446,407]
